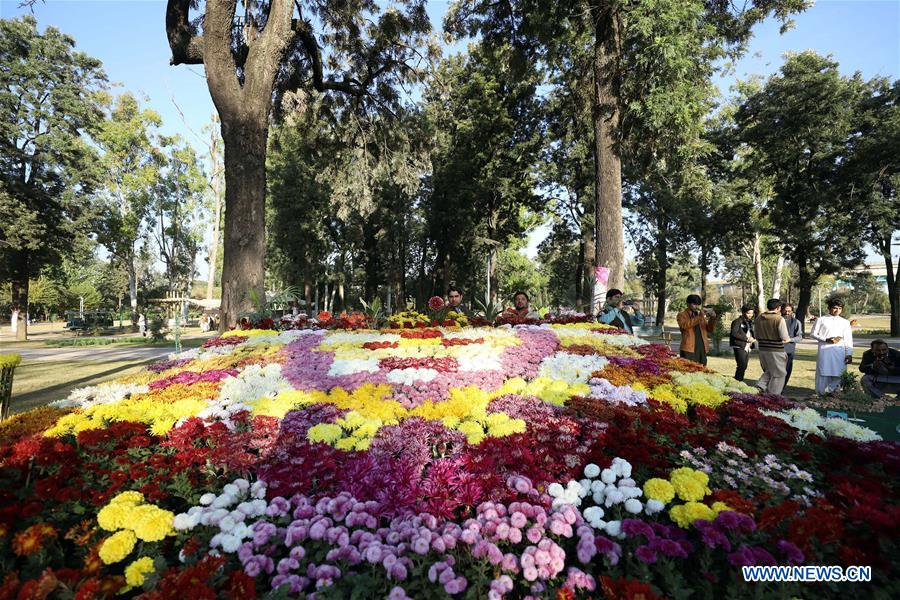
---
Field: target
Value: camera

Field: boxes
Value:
[623,300,634,307]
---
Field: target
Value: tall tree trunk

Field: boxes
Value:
[881,236,900,336]
[654,214,668,327]
[752,232,765,312]
[795,251,813,327]
[575,239,585,310]
[126,258,139,330]
[488,249,498,305]
[207,118,223,301]
[363,222,379,301]
[699,245,709,301]
[581,231,595,310]
[771,253,785,299]
[417,235,429,308]
[11,275,28,341]
[590,2,625,290]
[304,281,312,314]
[399,225,407,309]
[218,113,268,331]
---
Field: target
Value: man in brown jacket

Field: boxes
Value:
[676,294,717,365]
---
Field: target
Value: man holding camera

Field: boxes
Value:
[859,339,900,399]
[597,288,645,334]
[676,294,716,365]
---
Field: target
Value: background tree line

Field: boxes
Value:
[3,2,898,338]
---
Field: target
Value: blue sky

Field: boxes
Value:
[2,0,898,270]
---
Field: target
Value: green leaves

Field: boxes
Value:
[0,16,107,286]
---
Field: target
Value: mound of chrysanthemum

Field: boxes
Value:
[0,322,895,599]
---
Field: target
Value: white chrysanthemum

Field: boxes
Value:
[604,520,622,537]
[386,368,439,385]
[55,382,149,409]
[218,363,291,406]
[456,348,504,371]
[673,371,754,394]
[328,358,381,376]
[645,499,665,515]
[220,533,241,553]
[600,468,617,484]
[822,417,881,442]
[583,506,604,525]
[173,513,195,531]
[538,352,608,384]
[583,463,601,479]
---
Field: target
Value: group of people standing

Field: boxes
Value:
[667,292,900,399]
[728,299,803,394]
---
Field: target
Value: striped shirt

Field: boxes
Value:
[754,311,789,352]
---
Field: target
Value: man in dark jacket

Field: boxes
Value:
[780,303,804,393]
[859,339,900,398]
[729,304,756,381]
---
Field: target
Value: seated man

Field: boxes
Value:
[597,288,644,334]
[504,291,540,319]
[859,339,900,399]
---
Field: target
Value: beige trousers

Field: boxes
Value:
[756,351,787,394]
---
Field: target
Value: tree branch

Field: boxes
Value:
[291,18,365,96]
[166,0,204,65]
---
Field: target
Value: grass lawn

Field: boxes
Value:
[9,358,155,415]
[43,336,210,349]
[705,347,819,398]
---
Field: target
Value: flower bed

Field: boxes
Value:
[0,323,897,599]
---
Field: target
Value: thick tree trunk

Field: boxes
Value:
[882,238,899,336]
[218,114,268,331]
[752,232,765,312]
[11,277,28,341]
[590,3,625,290]
[771,253,785,299]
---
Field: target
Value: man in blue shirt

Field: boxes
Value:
[598,289,645,334]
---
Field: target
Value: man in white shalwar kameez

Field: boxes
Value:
[810,298,854,393]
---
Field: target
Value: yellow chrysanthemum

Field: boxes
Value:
[110,491,145,506]
[124,556,155,587]
[643,478,676,504]
[670,502,716,528]
[131,505,175,542]
[670,467,710,502]
[221,328,271,338]
[97,504,130,532]
[99,530,137,564]
[307,423,344,444]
